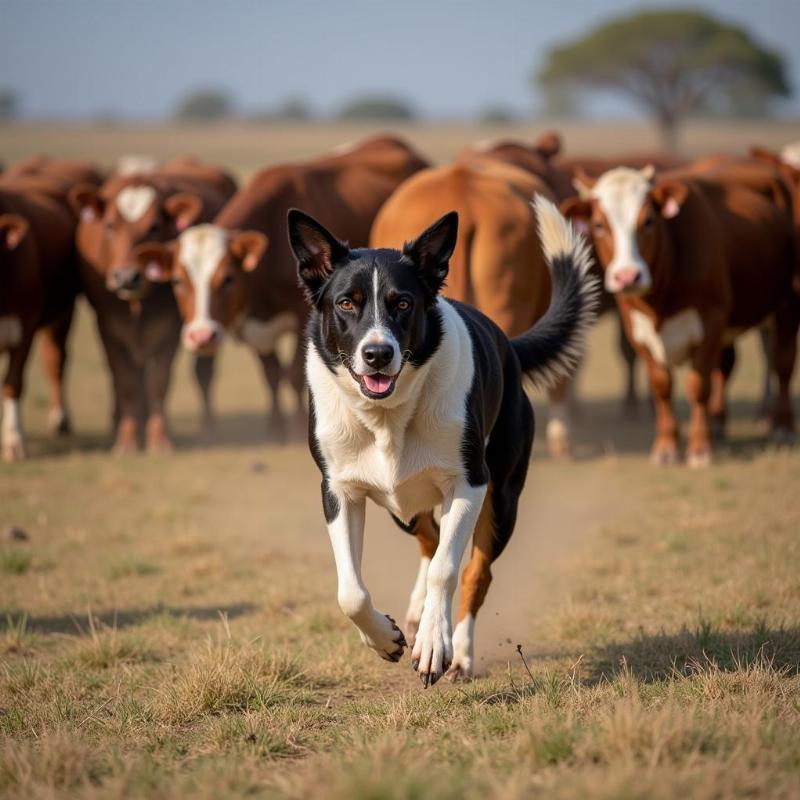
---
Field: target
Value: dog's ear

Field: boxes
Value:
[287,209,349,302]
[403,211,458,297]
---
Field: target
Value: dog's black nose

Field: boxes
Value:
[362,343,395,370]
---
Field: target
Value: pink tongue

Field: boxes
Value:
[363,374,392,394]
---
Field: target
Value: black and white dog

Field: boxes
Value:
[288,196,597,685]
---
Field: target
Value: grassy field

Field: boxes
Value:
[1,122,800,798]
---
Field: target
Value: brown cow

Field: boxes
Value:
[563,166,799,466]
[134,135,429,439]
[458,134,685,418]
[371,156,580,461]
[0,166,89,461]
[68,160,236,453]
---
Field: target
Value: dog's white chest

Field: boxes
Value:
[630,308,703,367]
[327,425,463,522]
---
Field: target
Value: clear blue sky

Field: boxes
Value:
[2,0,798,119]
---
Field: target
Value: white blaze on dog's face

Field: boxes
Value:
[567,166,688,296]
[289,208,457,402]
[132,224,268,355]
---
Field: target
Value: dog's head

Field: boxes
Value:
[288,209,457,402]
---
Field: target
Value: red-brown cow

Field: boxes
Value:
[68,159,236,452]
[0,163,94,460]
[563,166,799,466]
[135,135,428,439]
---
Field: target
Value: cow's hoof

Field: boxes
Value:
[147,436,174,455]
[687,449,712,469]
[112,439,138,456]
[2,439,26,463]
[650,443,678,466]
[47,407,71,436]
[770,427,796,447]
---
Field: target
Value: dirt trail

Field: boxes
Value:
[360,459,621,674]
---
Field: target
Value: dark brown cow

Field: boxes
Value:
[69,160,236,453]
[135,135,429,439]
[563,165,799,466]
[0,164,91,461]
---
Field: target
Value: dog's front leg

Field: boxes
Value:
[412,481,487,686]
[327,490,407,662]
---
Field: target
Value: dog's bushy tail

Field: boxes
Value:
[510,194,599,388]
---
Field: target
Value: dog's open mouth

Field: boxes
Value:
[350,369,399,399]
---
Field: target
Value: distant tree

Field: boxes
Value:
[250,97,314,122]
[0,88,18,121]
[535,9,790,150]
[174,89,232,122]
[476,105,518,125]
[337,96,415,121]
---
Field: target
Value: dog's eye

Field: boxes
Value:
[592,221,606,235]
[171,277,182,289]
[338,298,354,312]
[397,298,411,312]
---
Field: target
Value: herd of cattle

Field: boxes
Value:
[1,132,798,466]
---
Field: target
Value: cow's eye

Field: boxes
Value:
[222,274,235,288]
[338,298,354,312]
[643,215,655,229]
[396,298,411,312]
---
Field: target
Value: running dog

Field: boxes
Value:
[288,195,597,685]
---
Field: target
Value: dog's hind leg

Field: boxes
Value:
[401,513,440,646]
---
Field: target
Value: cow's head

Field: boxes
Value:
[561,166,687,296]
[69,181,203,301]
[133,224,267,354]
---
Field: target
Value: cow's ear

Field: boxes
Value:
[165,193,202,231]
[651,180,688,219]
[403,211,458,297]
[535,130,561,160]
[287,209,349,300]
[132,241,174,282]
[560,197,593,235]
[68,183,104,222]
[230,230,268,272]
[749,146,783,167]
[0,214,29,251]
[572,168,596,199]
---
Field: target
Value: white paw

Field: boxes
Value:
[411,602,452,687]
[359,613,407,662]
[446,614,475,681]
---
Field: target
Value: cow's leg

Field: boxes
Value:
[102,337,142,454]
[618,312,639,418]
[413,481,487,687]
[770,301,799,442]
[709,344,736,441]
[2,328,35,462]
[193,353,216,431]
[402,512,440,646]
[756,323,775,422]
[38,308,74,435]
[145,339,178,454]
[287,340,308,441]
[546,377,571,459]
[327,489,407,661]
[256,352,286,442]
[644,358,678,465]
